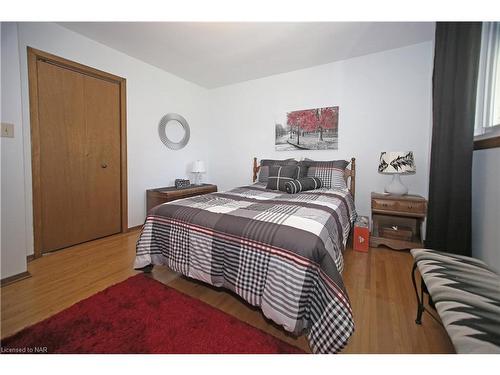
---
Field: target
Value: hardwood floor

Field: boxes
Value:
[0,229,454,353]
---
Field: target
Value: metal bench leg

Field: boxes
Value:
[412,262,424,325]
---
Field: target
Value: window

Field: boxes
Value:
[475,22,500,146]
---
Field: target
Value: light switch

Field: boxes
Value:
[1,122,14,138]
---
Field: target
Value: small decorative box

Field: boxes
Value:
[175,179,191,189]
[381,226,413,241]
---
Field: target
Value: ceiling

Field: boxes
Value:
[59,22,434,88]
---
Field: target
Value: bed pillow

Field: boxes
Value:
[294,162,309,179]
[266,165,298,191]
[304,159,349,190]
[258,159,298,183]
[301,158,349,170]
[285,177,323,194]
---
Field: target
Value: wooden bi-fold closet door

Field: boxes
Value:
[29,48,127,255]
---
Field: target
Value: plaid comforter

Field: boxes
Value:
[134,183,357,353]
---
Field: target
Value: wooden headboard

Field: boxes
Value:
[252,157,356,200]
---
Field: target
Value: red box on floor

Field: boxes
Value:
[353,216,370,252]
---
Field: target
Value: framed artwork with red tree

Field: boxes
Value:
[275,106,339,151]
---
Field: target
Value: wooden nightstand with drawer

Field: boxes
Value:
[370,192,427,250]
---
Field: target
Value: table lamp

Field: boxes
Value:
[378,151,416,195]
[192,160,206,185]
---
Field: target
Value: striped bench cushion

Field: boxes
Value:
[411,248,500,354]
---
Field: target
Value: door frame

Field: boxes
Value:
[27,47,128,258]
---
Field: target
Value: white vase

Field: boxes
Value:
[385,174,408,195]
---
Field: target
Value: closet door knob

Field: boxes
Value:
[101,163,108,169]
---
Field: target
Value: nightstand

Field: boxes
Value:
[146,184,218,213]
[370,192,427,250]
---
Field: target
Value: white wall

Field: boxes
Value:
[472,148,500,273]
[5,22,210,262]
[1,23,28,278]
[208,42,434,217]
[1,24,435,278]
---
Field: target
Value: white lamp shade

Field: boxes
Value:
[378,152,416,174]
[192,160,206,173]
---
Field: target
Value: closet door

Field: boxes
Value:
[36,60,122,253]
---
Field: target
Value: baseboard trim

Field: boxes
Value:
[27,254,35,263]
[1,271,31,287]
[128,225,143,232]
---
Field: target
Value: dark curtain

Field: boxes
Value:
[425,22,482,256]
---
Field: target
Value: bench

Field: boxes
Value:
[411,248,500,354]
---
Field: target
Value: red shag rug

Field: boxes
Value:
[1,274,304,354]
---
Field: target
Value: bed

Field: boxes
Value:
[134,158,357,353]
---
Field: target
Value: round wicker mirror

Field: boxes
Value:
[158,113,190,150]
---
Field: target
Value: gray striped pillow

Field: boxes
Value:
[306,161,348,190]
[285,177,323,194]
[258,159,298,183]
[266,165,298,191]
